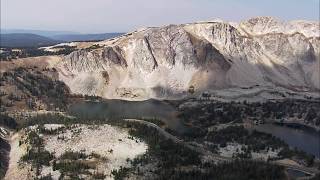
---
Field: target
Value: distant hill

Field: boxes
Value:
[1,29,77,37]
[0,33,61,48]
[50,33,124,42]
[0,29,124,47]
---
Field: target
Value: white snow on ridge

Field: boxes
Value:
[39,42,78,52]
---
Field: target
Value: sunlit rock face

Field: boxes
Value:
[56,17,320,100]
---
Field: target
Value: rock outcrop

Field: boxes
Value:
[56,17,320,100]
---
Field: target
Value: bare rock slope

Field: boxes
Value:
[57,17,320,100]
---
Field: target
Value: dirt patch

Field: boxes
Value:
[0,56,62,73]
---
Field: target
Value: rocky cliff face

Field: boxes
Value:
[56,17,320,100]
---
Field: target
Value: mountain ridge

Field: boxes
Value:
[0,33,60,48]
[55,17,320,100]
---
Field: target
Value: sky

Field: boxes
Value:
[1,0,319,33]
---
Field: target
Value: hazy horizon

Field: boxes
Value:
[1,0,319,33]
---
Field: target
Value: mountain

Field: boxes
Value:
[49,33,124,42]
[0,29,77,37]
[53,17,319,100]
[0,33,61,48]
[0,29,124,46]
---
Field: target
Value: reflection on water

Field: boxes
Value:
[69,100,320,158]
[254,124,320,158]
[68,99,188,133]
[286,169,309,178]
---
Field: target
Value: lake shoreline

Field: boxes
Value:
[253,123,320,159]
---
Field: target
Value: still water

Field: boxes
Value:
[286,169,309,178]
[68,99,187,133]
[69,100,320,158]
[254,124,320,158]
